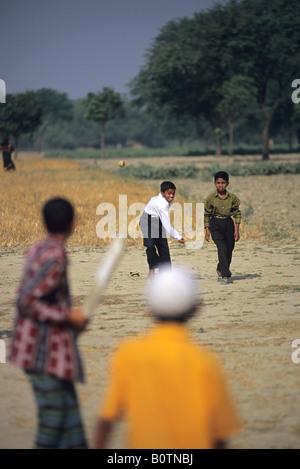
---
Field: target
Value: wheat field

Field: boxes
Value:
[0,154,275,250]
[0,157,158,248]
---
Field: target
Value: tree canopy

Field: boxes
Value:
[0,92,42,156]
[130,0,300,159]
[84,87,125,156]
[35,88,73,150]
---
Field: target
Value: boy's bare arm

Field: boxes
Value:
[93,418,114,449]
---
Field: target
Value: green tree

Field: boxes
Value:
[217,75,255,156]
[131,0,300,159]
[0,92,42,157]
[84,87,125,157]
[291,102,300,144]
[226,0,300,159]
[71,99,100,148]
[158,115,198,147]
[35,88,73,150]
[106,101,166,148]
[130,10,235,155]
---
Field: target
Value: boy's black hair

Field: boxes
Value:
[43,197,74,234]
[214,171,229,182]
[161,181,176,192]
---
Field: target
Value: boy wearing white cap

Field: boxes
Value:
[94,266,241,449]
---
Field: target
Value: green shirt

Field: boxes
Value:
[204,190,241,228]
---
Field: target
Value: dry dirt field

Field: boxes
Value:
[0,152,300,449]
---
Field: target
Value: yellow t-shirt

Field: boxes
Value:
[100,323,241,449]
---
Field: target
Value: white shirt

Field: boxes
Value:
[144,193,182,241]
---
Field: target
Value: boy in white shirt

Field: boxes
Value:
[140,181,185,277]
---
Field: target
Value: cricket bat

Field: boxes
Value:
[82,237,124,317]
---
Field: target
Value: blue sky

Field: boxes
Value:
[1,0,220,99]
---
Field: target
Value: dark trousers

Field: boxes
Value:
[2,151,15,170]
[210,217,235,278]
[27,372,88,449]
[140,212,171,270]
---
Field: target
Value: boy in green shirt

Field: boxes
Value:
[204,171,241,284]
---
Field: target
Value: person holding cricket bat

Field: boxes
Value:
[94,266,241,449]
[10,197,89,449]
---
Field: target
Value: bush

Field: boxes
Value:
[187,144,300,156]
[121,164,199,180]
[129,161,300,181]
[201,161,300,180]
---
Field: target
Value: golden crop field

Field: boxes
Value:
[0,157,159,248]
[1,154,295,250]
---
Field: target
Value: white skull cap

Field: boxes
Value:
[146,265,199,317]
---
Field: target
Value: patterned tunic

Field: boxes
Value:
[10,236,84,382]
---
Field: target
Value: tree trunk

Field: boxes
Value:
[288,122,293,150]
[214,127,223,156]
[260,98,280,161]
[13,136,19,160]
[101,122,105,158]
[215,135,222,156]
[262,113,271,161]
[227,120,234,156]
[35,122,49,153]
[36,136,42,153]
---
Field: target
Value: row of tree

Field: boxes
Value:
[129,0,300,160]
[0,0,300,159]
[1,82,299,159]
[0,88,169,156]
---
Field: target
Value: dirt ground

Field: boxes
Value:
[0,153,300,449]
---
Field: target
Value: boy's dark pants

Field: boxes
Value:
[27,372,88,449]
[210,217,235,278]
[140,212,171,270]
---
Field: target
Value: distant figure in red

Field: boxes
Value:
[0,138,16,171]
